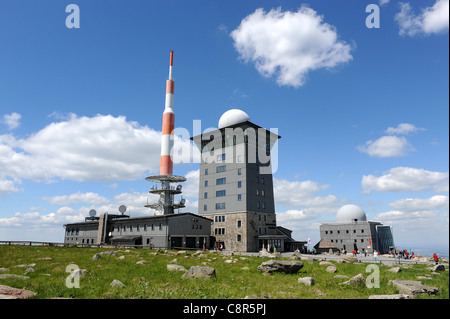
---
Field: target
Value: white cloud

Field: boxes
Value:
[385,123,425,135]
[42,191,110,206]
[359,123,425,158]
[358,135,412,157]
[0,114,198,193]
[362,167,449,194]
[379,0,390,6]
[389,195,449,211]
[230,6,353,88]
[395,0,449,36]
[2,112,21,130]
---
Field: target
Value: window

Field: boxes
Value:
[261,190,265,196]
[216,165,226,173]
[204,192,208,198]
[216,203,226,210]
[361,229,364,233]
[238,181,242,188]
[214,228,226,235]
[216,190,226,197]
[137,225,140,232]
[237,234,242,242]
[256,189,260,196]
[151,224,155,231]
[204,180,208,187]
[238,168,242,175]
[205,168,208,175]
[237,220,242,228]
[216,177,226,185]
[130,225,133,232]
[262,202,266,209]
[237,155,243,162]
[261,177,264,184]
[237,194,242,201]
[144,224,147,231]
[257,201,260,208]
[217,154,225,161]
[256,176,259,183]
[204,204,207,211]
[159,223,163,230]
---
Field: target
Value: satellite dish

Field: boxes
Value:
[179,198,186,205]
[118,205,127,214]
[89,209,97,217]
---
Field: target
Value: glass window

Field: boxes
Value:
[216,165,226,173]
[205,180,208,187]
[216,190,226,197]
[215,203,226,210]
[238,168,242,175]
[216,177,226,185]
[237,194,242,201]
[238,181,242,188]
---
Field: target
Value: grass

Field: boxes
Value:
[0,245,448,299]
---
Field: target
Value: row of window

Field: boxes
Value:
[204,189,265,199]
[325,229,365,235]
[330,238,370,244]
[112,223,164,232]
[203,200,267,211]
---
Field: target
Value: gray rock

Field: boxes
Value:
[319,261,334,266]
[341,273,365,285]
[369,294,410,299]
[430,264,445,272]
[167,264,187,272]
[298,277,315,286]
[92,253,101,260]
[257,260,303,274]
[100,250,117,256]
[72,269,88,277]
[326,266,337,273]
[0,268,9,272]
[136,260,147,265]
[337,255,358,263]
[110,279,125,287]
[181,266,216,280]
[0,284,36,299]
[389,267,402,273]
[388,280,439,297]
[0,274,30,280]
[36,257,52,261]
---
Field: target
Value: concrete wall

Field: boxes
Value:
[320,221,381,253]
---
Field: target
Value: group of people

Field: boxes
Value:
[396,249,415,259]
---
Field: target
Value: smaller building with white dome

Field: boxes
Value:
[318,204,394,254]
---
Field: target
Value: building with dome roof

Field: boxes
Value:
[319,204,394,254]
[191,109,305,252]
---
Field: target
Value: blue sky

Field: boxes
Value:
[0,0,448,253]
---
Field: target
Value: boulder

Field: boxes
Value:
[72,269,88,277]
[92,253,102,260]
[100,250,117,256]
[167,264,187,272]
[337,255,358,263]
[0,274,30,280]
[369,294,410,299]
[389,267,402,273]
[430,264,445,272]
[388,280,439,297]
[110,279,125,288]
[319,261,334,266]
[298,277,315,286]
[0,285,37,299]
[181,266,216,280]
[136,260,147,265]
[326,266,337,273]
[341,273,365,285]
[257,260,303,274]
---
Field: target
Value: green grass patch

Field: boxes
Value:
[0,245,448,299]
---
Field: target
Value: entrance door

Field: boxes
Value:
[186,237,196,248]
[171,237,182,248]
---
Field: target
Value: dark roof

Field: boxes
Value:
[314,238,339,249]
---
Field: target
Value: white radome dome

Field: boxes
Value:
[336,204,367,223]
[218,109,250,129]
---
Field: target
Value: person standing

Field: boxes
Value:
[373,250,378,263]
[433,252,439,265]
